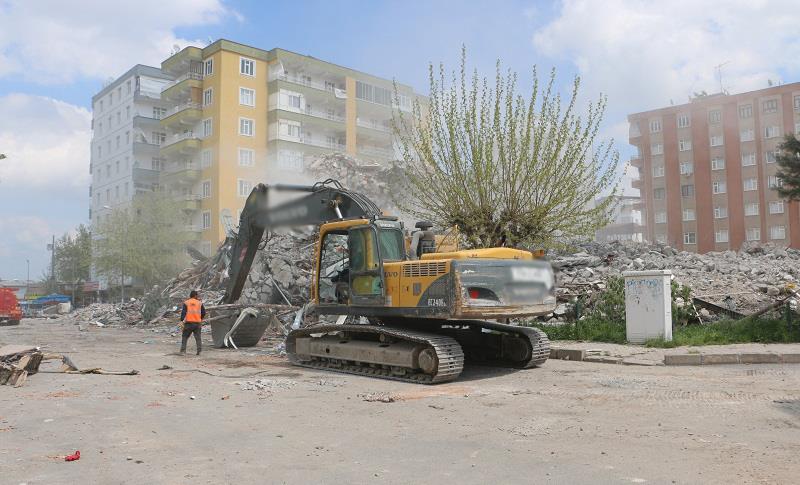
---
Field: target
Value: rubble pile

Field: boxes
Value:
[69,302,144,326]
[550,240,800,320]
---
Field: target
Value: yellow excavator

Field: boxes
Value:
[224,179,556,383]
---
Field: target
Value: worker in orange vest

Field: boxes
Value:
[180,290,206,355]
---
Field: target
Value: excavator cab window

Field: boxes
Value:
[318,232,349,304]
[348,225,385,305]
[377,228,405,262]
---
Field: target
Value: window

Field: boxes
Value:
[712,181,727,194]
[106,188,110,202]
[239,117,254,136]
[201,180,211,198]
[115,135,120,149]
[125,131,130,144]
[116,111,121,125]
[795,122,800,135]
[654,211,667,224]
[708,109,722,123]
[653,188,665,200]
[106,164,110,177]
[795,95,800,111]
[714,206,728,219]
[652,165,665,177]
[109,92,113,105]
[649,119,662,133]
[201,149,212,169]
[204,58,213,76]
[763,99,778,113]
[126,80,131,94]
[238,148,255,167]
[99,100,103,112]
[715,230,729,243]
[279,119,301,139]
[677,114,690,128]
[124,182,129,196]
[684,232,697,245]
[202,211,211,230]
[239,87,255,106]
[682,208,696,221]
[280,89,303,110]
[711,158,725,170]
[97,122,102,135]
[153,107,166,120]
[203,118,212,137]
[764,125,781,139]
[743,178,758,191]
[739,104,753,118]
[765,151,777,164]
[769,200,785,214]
[356,80,393,106]
[710,135,724,147]
[679,139,692,152]
[680,161,694,175]
[742,153,756,166]
[324,80,336,92]
[115,160,120,174]
[747,227,761,241]
[740,129,754,142]
[151,157,162,171]
[771,225,786,240]
[629,121,641,137]
[151,131,166,145]
[237,179,252,197]
[768,175,783,188]
[651,143,663,155]
[278,149,304,171]
[125,106,130,119]
[655,234,667,244]
[240,57,255,76]
[745,202,759,216]
[203,88,213,107]
[115,185,119,199]
[681,184,695,197]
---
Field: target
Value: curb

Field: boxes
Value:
[549,347,800,366]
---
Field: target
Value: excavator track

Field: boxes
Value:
[286,324,464,384]
[436,320,550,369]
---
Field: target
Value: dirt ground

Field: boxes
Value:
[2,318,799,485]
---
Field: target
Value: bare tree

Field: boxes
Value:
[394,49,621,249]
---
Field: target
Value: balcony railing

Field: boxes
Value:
[273,74,347,98]
[163,131,200,148]
[165,161,201,174]
[275,133,346,151]
[357,118,392,133]
[134,88,161,100]
[358,145,394,159]
[161,72,203,92]
[165,101,201,118]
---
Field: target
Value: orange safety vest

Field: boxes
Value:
[184,298,203,323]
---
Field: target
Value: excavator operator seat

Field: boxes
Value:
[410,221,436,258]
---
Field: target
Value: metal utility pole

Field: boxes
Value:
[48,235,55,293]
[26,259,29,299]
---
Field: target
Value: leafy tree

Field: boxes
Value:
[54,224,92,298]
[94,192,190,292]
[394,49,621,249]
[775,134,800,200]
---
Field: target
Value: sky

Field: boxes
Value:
[2,0,800,280]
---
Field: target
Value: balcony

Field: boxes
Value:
[357,118,392,134]
[272,73,347,98]
[631,178,643,190]
[160,102,202,129]
[161,72,203,100]
[132,167,159,191]
[162,162,201,185]
[180,194,202,211]
[161,132,202,156]
[358,144,394,160]
[273,132,346,151]
[184,225,204,234]
[134,88,163,102]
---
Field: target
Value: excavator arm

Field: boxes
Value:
[223,179,381,304]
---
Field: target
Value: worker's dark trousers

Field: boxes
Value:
[180,323,202,354]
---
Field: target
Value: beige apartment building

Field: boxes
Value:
[628,83,800,252]
[90,39,422,256]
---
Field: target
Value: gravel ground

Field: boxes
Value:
[2,318,799,485]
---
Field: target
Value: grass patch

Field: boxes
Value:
[533,316,800,347]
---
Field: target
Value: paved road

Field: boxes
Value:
[2,318,799,484]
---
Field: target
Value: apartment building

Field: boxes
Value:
[628,83,800,252]
[594,195,644,243]
[89,65,173,223]
[155,40,420,255]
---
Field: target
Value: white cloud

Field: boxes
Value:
[533,0,800,114]
[0,0,235,83]
[0,93,92,191]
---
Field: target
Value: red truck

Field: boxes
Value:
[0,288,22,326]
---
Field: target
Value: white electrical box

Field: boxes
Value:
[623,270,672,344]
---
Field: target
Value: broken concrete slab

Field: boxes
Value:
[700,354,741,365]
[664,354,702,366]
[739,353,781,364]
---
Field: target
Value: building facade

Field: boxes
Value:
[594,195,644,243]
[89,65,173,223]
[90,40,422,256]
[628,83,800,252]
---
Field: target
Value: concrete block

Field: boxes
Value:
[739,353,781,364]
[621,358,662,366]
[780,353,800,364]
[701,353,740,365]
[664,354,702,366]
[583,356,622,364]
[555,348,585,361]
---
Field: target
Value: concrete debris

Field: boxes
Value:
[358,392,397,403]
[0,345,43,387]
[238,378,297,391]
[550,240,800,320]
